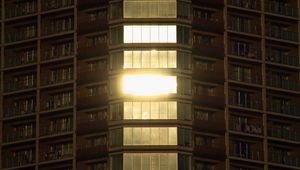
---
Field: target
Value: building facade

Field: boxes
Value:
[0,0,299,170]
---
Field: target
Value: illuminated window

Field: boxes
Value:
[124,101,177,120]
[123,127,177,146]
[123,153,178,170]
[122,74,177,96]
[124,0,176,18]
[124,50,176,68]
[124,25,177,43]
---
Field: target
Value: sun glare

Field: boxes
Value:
[122,74,177,96]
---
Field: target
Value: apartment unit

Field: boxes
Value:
[0,0,299,170]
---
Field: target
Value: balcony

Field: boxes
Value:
[192,11,224,33]
[78,10,108,35]
[4,127,35,143]
[76,117,107,135]
[40,121,72,137]
[230,148,263,161]
[42,0,74,11]
[192,0,224,7]
[193,85,225,108]
[5,25,37,44]
[41,66,73,87]
[78,33,107,59]
[193,59,224,84]
[269,151,300,167]
[265,1,298,18]
[192,42,224,59]
[228,19,260,35]
[42,17,74,36]
[5,1,37,19]
[40,145,73,162]
[266,27,298,42]
[268,127,300,142]
[3,97,36,118]
[77,68,107,85]
[228,43,261,61]
[41,41,74,62]
[4,74,36,93]
[40,91,73,111]
[76,145,108,161]
[194,137,226,160]
[229,69,262,85]
[267,77,300,92]
[228,0,261,11]
[193,114,225,134]
[230,118,263,135]
[266,53,299,67]
[229,96,262,110]
[4,49,37,69]
[267,101,300,117]
[2,149,35,168]
[78,0,108,10]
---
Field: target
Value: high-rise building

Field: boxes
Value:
[0,0,300,170]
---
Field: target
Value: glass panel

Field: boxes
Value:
[142,102,150,119]
[168,25,177,42]
[133,154,141,170]
[169,127,177,145]
[168,51,177,68]
[151,128,159,145]
[124,26,133,43]
[141,128,150,145]
[142,51,151,68]
[132,25,142,42]
[168,101,177,119]
[133,102,142,119]
[151,102,159,119]
[159,128,168,144]
[159,51,168,68]
[133,127,141,144]
[124,154,133,170]
[124,102,133,119]
[133,51,142,68]
[150,25,159,42]
[142,154,151,170]
[141,25,151,43]
[124,128,132,145]
[124,51,132,68]
[159,102,168,119]
[150,50,159,68]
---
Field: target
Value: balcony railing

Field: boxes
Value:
[4,131,35,143]
[3,105,35,118]
[42,44,74,61]
[77,118,107,135]
[267,102,300,117]
[231,148,263,161]
[194,145,226,160]
[4,79,36,93]
[267,77,300,91]
[265,2,298,18]
[43,0,74,11]
[266,28,298,42]
[228,45,261,60]
[229,96,262,110]
[4,54,36,68]
[228,21,260,35]
[229,0,260,10]
[5,28,37,43]
[42,18,74,36]
[41,70,73,86]
[230,120,262,135]
[268,127,300,142]
[269,151,300,167]
[193,116,225,134]
[6,1,37,19]
[3,150,35,168]
[229,70,261,85]
[40,150,73,162]
[76,145,108,161]
[40,125,72,137]
[266,54,299,67]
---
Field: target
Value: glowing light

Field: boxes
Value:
[122,74,177,96]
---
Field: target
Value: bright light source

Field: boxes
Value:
[122,74,177,96]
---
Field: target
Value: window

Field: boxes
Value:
[122,74,177,96]
[124,0,176,18]
[177,1,190,19]
[110,2,123,20]
[124,101,177,120]
[124,25,177,43]
[110,26,123,45]
[177,77,191,95]
[124,50,176,68]
[123,153,178,170]
[177,26,191,45]
[123,127,177,145]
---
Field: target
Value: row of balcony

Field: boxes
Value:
[5,0,73,19]
[229,0,298,18]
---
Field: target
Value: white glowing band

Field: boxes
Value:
[122,74,177,96]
